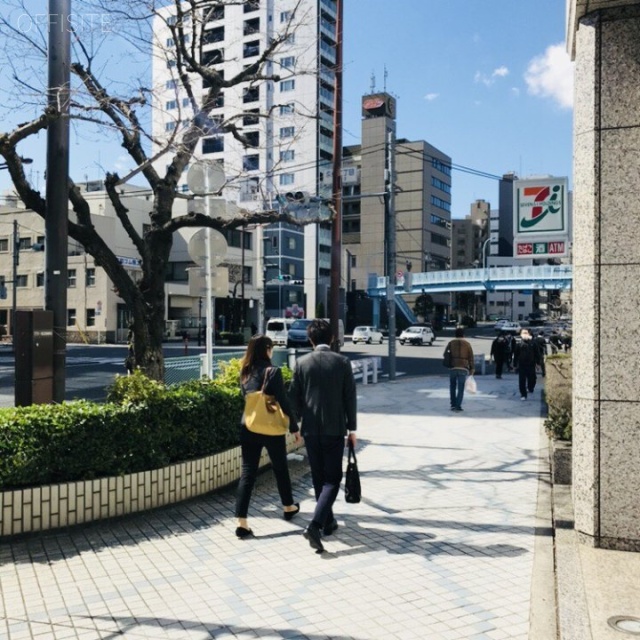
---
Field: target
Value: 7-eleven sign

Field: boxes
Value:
[514,178,568,235]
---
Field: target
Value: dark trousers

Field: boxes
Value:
[495,358,506,378]
[518,366,537,398]
[235,426,294,518]
[304,435,345,528]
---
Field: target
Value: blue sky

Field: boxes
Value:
[0,0,573,219]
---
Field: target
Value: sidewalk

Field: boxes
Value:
[0,373,599,640]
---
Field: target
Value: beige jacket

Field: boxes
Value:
[446,338,475,374]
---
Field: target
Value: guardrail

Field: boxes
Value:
[351,356,381,384]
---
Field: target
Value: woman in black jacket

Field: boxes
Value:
[235,334,301,538]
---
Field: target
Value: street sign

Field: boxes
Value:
[186,161,225,196]
[515,240,568,258]
[187,229,228,267]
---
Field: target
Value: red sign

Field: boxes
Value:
[363,98,385,110]
[517,243,533,255]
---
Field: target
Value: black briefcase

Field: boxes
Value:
[345,440,361,504]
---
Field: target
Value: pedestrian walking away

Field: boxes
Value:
[490,330,510,379]
[289,319,357,553]
[534,330,548,377]
[443,327,475,412]
[514,328,542,400]
[235,335,301,539]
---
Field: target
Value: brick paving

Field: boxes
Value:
[0,375,548,639]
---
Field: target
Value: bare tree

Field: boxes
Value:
[0,0,331,380]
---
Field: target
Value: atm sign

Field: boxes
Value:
[516,241,566,257]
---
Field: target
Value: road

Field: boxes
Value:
[0,326,497,407]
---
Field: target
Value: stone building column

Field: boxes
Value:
[570,2,640,550]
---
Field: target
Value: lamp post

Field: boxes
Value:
[481,238,491,269]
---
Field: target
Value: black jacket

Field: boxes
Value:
[491,336,510,360]
[515,339,542,369]
[289,345,357,437]
[240,360,299,433]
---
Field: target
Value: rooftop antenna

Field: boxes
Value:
[383,65,388,92]
[370,70,376,94]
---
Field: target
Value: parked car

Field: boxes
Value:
[399,325,435,345]
[286,318,344,348]
[352,326,384,344]
[494,320,521,335]
[527,312,549,326]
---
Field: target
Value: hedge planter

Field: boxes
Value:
[550,439,572,485]
[0,436,302,538]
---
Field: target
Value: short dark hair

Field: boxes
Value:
[307,319,332,346]
[455,327,465,338]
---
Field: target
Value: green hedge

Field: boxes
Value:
[0,365,249,490]
[544,354,572,441]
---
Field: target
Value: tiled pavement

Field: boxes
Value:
[0,375,553,640]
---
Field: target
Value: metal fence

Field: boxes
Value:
[164,351,246,386]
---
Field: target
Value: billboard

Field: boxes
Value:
[513,178,569,258]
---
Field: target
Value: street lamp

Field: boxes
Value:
[0,157,33,171]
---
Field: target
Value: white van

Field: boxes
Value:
[265,318,294,346]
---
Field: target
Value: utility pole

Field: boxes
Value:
[329,0,343,351]
[11,220,19,337]
[46,0,71,402]
[385,129,397,380]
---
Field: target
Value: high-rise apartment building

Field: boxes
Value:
[151,0,339,322]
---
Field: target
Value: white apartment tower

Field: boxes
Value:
[152,0,339,321]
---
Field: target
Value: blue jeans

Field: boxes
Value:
[449,370,467,409]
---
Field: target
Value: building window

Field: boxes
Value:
[431,233,450,248]
[279,173,294,186]
[243,109,260,125]
[166,100,177,110]
[431,195,451,212]
[68,269,77,288]
[167,59,177,69]
[430,214,449,228]
[243,155,259,171]
[0,239,7,252]
[432,158,452,176]
[86,268,96,287]
[166,37,175,47]
[245,131,260,148]
[243,40,260,58]
[18,237,32,250]
[280,56,295,68]
[165,121,177,132]
[203,136,224,154]
[166,79,177,89]
[432,176,451,193]
[279,126,295,138]
[243,18,260,35]
[203,26,224,44]
[16,274,28,287]
[86,309,96,327]
[182,97,190,107]
[36,272,44,287]
[202,48,224,66]
[243,86,259,103]
[280,79,295,92]
[279,149,295,162]
[204,4,224,21]
[279,103,294,115]
[280,10,292,22]
[287,237,296,250]
[244,0,259,13]
[67,309,76,326]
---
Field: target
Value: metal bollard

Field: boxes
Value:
[372,358,378,383]
[362,359,369,384]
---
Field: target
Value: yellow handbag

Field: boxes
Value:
[244,369,290,436]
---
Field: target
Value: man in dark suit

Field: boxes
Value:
[289,319,357,552]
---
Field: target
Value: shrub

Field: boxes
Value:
[460,315,477,328]
[220,331,245,345]
[544,354,572,441]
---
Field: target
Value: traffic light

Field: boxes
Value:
[284,191,309,204]
[291,280,303,285]
[278,274,291,281]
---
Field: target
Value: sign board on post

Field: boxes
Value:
[513,177,569,259]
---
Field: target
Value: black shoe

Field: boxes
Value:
[235,526,253,539]
[303,524,324,552]
[283,503,300,521]
[323,519,338,536]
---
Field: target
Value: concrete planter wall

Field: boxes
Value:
[550,439,572,485]
[0,437,302,539]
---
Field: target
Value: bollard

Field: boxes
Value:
[474,354,486,375]
[287,348,297,370]
[362,359,369,384]
[372,358,378,383]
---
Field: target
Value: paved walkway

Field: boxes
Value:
[0,375,554,639]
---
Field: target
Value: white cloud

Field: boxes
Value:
[525,43,574,109]
[474,66,510,86]
[511,87,520,97]
[424,92,439,101]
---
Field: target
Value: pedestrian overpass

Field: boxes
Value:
[366,265,573,326]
